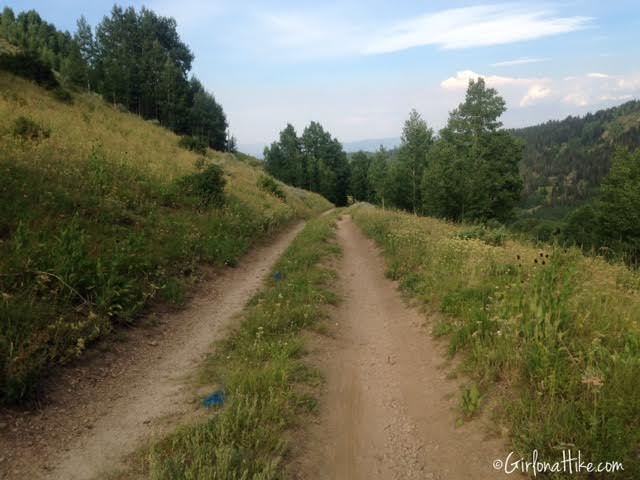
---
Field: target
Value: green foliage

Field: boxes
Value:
[0,51,59,89]
[595,148,640,263]
[422,78,523,222]
[178,163,226,207]
[397,109,434,212]
[460,384,481,418]
[513,100,640,213]
[257,175,286,200]
[264,121,348,206]
[52,86,73,104]
[348,151,372,202]
[146,214,340,479]
[11,115,50,140]
[563,148,640,265]
[178,135,208,155]
[0,126,328,405]
[456,224,508,246]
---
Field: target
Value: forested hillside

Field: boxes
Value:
[0,6,230,150]
[512,100,640,213]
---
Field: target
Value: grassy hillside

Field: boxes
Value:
[352,205,640,478]
[0,71,331,404]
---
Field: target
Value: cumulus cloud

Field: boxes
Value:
[561,73,640,108]
[563,92,589,107]
[440,70,536,90]
[440,70,640,110]
[521,84,552,106]
[440,70,552,107]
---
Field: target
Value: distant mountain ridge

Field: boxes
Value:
[239,136,400,158]
[342,137,401,153]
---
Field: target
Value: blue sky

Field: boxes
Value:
[5,1,640,152]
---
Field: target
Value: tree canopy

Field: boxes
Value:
[264,122,350,206]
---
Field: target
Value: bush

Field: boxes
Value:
[178,163,226,207]
[12,116,50,141]
[52,86,73,104]
[0,52,59,89]
[178,135,208,155]
[456,224,507,246]
[257,174,286,200]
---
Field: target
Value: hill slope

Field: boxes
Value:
[0,71,331,403]
[511,99,640,215]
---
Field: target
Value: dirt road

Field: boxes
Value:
[0,222,305,480]
[295,216,506,479]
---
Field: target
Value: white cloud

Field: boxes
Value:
[440,70,537,90]
[440,70,553,108]
[563,92,589,107]
[364,5,589,53]
[521,84,552,106]
[258,4,591,58]
[491,57,548,67]
[587,72,609,78]
[562,73,640,108]
[441,70,640,111]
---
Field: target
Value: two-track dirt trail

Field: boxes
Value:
[0,222,305,480]
[295,216,506,479]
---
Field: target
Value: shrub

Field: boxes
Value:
[257,174,286,200]
[178,135,208,155]
[12,116,50,141]
[0,52,59,89]
[178,163,226,207]
[52,86,73,104]
[456,224,507,246]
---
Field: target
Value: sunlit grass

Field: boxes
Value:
[0,72,332,404]
[352,205,640,479]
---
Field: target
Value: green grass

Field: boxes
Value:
[351,206,640,479]
[141,213,340,479]
[0,71,332,404]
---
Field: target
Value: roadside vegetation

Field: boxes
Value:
[352,205,640,478]
[0,71,331,404]
[141,212,340,479]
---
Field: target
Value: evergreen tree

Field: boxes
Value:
[593,149,640,263]
[422,78,522,222]
[348,151,372,202]
[369,147,390,207]
[74,16,94,90]
[398,110,433,213]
